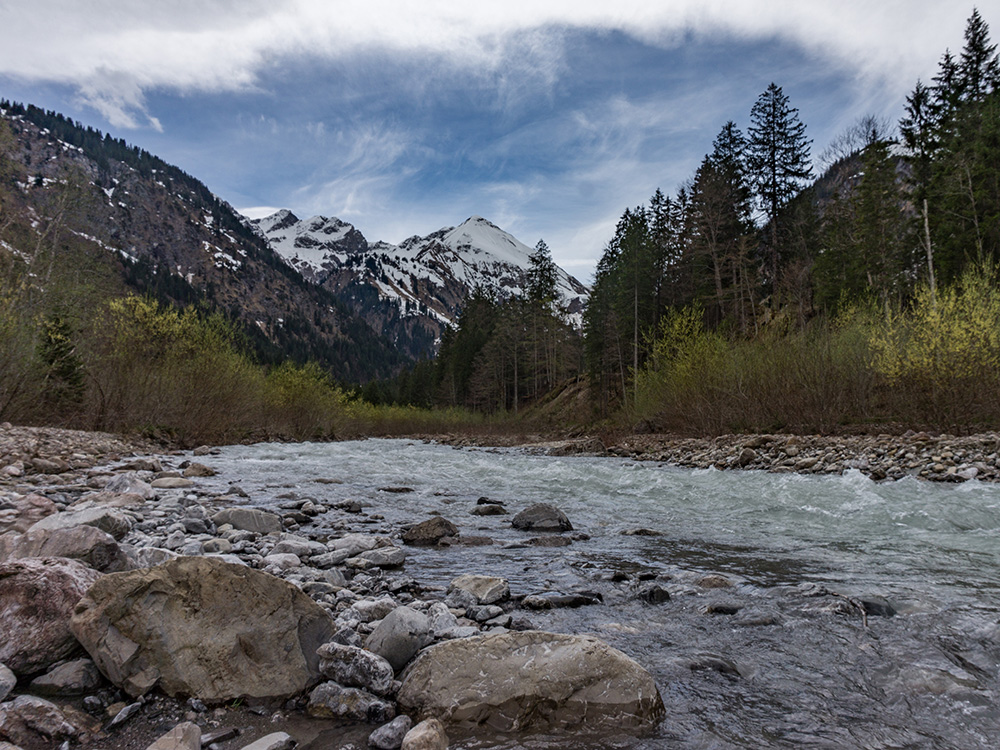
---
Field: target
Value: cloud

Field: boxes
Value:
[3,1,971,128]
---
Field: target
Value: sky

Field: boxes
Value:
[0,1,994,282]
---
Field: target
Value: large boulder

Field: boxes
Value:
[402,517,458,546]
[0,526,132,572]
[0,494,57,534]
[397,631,664,733]
[511,504,572,532]
[69,556,336,701]
[0,557,102,675]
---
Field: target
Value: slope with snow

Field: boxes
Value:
[251,211,589,356]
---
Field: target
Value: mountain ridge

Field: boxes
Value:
[251,210,589,359]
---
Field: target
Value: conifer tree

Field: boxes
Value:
[746,83,813,290]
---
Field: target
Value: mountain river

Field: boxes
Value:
[199,438,1000,749]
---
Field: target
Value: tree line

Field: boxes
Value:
[584,8,1000,416]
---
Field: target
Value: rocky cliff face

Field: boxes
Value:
[252,212,589,359]
[0,103,405,382]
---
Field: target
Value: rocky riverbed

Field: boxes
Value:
[3,423,1000,750]
[0,424,666,750]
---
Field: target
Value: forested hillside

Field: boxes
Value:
[378,9,1000,435]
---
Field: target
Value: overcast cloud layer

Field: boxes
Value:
[0,1,988,278]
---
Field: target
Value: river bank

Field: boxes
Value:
[3,423,1000,748]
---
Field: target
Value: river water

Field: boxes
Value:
[204,438,1000,749]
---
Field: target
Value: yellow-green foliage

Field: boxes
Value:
[871,264,1000,384]
[635,304,877,434]
[90,295,263,440]
[263,361,348,439]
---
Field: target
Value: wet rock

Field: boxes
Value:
[0,663,14,702]
[702,602,742,615]
[28,658,104,696]
[683,654,742,677]
[522,592,602,609]
[145,720,201,750]
[471,504,507,516]
[448,574,509,605]
[210,508,282,535]
[365,606,433,672]
[397,631,665,733]
[317,642,395,696]
[369,714,412,750]
[0,494,57,534]
[859,596,897,618]
[0,525,131,572]
[636,583,671,604]
[70,556,336,701]
[0,557,102,674]
[621,528,663,536]
[401,718,449,750]
[511,503,572,532]
[307,681,395,723]
[402,517,458,546]
[379,487,414,494]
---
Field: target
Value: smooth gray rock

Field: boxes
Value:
[397,631,665,733]
[28,658,103,696]
[210,508,282,535]
[511,504,572,532]
[365,606,433,672]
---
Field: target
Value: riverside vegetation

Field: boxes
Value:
[4,10,1000,442]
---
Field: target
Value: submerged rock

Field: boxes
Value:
[397,631,664,733]
[70,556,336,701]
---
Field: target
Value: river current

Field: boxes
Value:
[201,438,1000,749]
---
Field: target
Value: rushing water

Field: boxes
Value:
[201,439,1000,749]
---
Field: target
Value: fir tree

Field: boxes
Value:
[746,83,813,289]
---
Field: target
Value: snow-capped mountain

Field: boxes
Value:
[251,211,589,358]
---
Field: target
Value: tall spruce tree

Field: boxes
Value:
[746,83,813,291]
